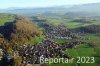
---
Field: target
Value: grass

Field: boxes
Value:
[65,47,95,57]
[94,47,100,55]
[52,38,67,43]
[0,13,15,26]
[64,44,100,66]
[45,17,100,29]
[47,63,78,66]
[80,34,100,43]
[27,35,44,44]
[52,38,83,44]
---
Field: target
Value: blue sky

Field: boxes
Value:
[0,0,100,9]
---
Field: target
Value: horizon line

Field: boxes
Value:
[0,2,100,9]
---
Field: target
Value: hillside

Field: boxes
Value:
[0,15,43,51]
[0,14,44,66]
[80,25,100,33]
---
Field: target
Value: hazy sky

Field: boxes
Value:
[0,0,100,9]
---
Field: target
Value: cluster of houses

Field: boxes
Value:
[41,23,88,40]
[17,39,87,65]
[18,39,70,65]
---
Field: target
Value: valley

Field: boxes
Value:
[0,3,100,66]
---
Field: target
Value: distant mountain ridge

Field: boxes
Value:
[0,3,100,17]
